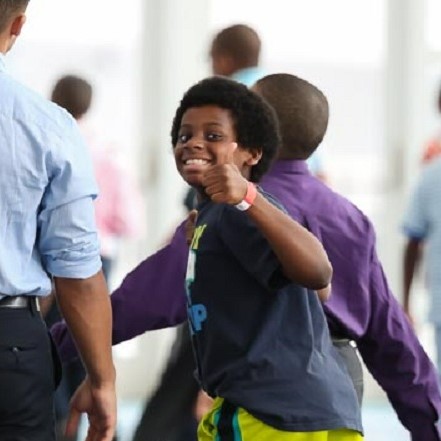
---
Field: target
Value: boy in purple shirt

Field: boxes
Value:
[52,74,441,441]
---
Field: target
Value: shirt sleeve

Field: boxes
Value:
[38,117,102,278]
[357,246,441,441]
[51,222,189,362]
[217,202,289,291]
[402,173,430,240]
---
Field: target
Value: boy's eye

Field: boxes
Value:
[206,133,222,141]
[178,133,190,143]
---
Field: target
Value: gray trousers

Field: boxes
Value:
[333,339,364,405]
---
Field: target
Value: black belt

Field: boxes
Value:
[0,295,39,310]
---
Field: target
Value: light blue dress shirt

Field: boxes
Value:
[0,54,101,297]
[402,157,441,323]
[231,67,266,88]
[306,148,325,176]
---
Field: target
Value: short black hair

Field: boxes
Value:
[211,24,261,69]
[171,76,280,182]
[51,75,92,119]
[0,0,29,33]
[254,74,329,160]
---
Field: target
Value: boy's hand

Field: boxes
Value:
[194,389,214,421]
[202,142,248,204]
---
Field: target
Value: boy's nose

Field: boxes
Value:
[184,138,204,149]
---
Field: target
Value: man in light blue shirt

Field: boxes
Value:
[402,157,441,376]
[0,2,116,440]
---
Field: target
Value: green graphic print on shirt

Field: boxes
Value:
[186,224,207,333]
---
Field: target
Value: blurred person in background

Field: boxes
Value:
[209,23,265,87]
[0,2,116,440]
[46,74,139,441]
[51,75,140,284]
[402,157,441,379]
[53,73,441,441]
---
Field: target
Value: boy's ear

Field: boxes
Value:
[10,14,26,38]
[246,149,262,166]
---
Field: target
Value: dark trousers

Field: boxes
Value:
[132,325,199,441]
[0,303,60,441]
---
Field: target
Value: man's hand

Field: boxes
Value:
[65,377,117,441]
[202,142,248,204]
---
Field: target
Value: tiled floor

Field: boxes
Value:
[78,399,409,441]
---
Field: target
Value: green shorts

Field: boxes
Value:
[198,397,363,441]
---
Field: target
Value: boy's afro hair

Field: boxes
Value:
[171,76,280,182]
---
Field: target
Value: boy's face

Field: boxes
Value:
[174,105,258,187]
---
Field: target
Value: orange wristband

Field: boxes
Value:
[235,182,257,211]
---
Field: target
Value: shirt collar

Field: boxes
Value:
[0,53,7,72]
[269,159,311,175]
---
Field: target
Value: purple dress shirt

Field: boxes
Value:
[52,159,441,441]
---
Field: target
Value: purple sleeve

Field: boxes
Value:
[51,222,189,363]
[357,249,441,441]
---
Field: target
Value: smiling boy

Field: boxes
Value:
[169,77,362,441]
